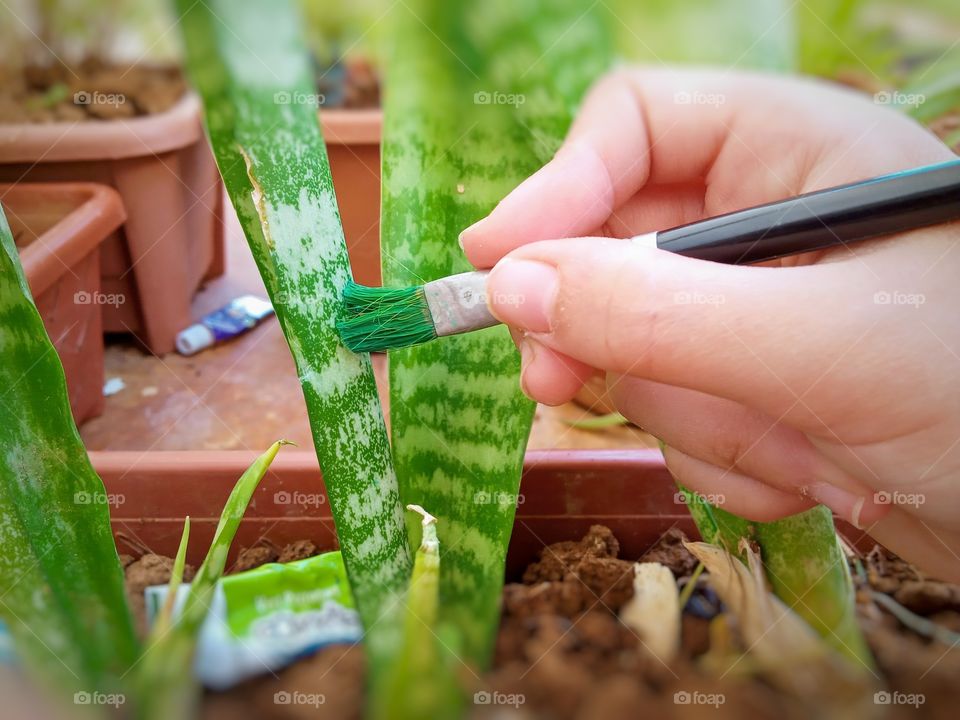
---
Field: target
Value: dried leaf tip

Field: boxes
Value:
[406,504,437,527]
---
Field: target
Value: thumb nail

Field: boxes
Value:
[486,258,558,333]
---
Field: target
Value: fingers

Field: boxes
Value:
[661,445,816,522]
[519,338,595,406]
[461,71,651,268]
[484,236,883,429]
[460,67,954,269]
[608,375,890,526]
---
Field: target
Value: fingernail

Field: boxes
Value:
[458,222,482,252]
[486,259,558,333]
[519,337,536,399]
[808,483,880,529]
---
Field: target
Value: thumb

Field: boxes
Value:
[485,236,882,426]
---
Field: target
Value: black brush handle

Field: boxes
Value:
[656,159,960,264]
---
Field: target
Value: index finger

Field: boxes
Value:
[459,68,733,268]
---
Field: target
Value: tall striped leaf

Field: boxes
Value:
[176,0,411,688]
[0,206,138,702]
[381,0,612,666]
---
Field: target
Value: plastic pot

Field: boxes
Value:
[321,110,382,286]
[92,448,871,575]
[2,182,125,424]
[0,93,225,354]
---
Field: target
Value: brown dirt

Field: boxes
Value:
[124,553,196,637]
[119,526,960,718]
[0,60,185,123]
[233,544,281,573]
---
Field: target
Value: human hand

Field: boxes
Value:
[459,68,960,581]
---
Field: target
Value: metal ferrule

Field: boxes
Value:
[423,270,498,337]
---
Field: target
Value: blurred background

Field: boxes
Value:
[0,0,957,130]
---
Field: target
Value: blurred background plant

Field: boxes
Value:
[1,0,956,127]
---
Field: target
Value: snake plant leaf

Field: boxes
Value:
[381,0,613,667]
[176,0,411,689]
[677,484,873,669]
[137,442,288,720]
[0,206,139,703]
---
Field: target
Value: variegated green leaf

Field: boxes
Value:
[176,0,411,692]
[0,204,138,706]
[381,0,612,667]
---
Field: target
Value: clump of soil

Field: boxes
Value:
[510,524,636,616]
[0,59,185,123]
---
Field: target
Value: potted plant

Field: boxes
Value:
[0,1,225,355]
[1,1,958,719]
[2,181,125,423]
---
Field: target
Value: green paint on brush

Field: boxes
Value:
[381,0,613,667]
[0,205,139,707]
[176,0,411,694]
[337,281,436,353]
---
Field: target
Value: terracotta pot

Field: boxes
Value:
[0,93,225,354]
[321,110,382,286]
[92,448,870,576]
[2,182,125,424]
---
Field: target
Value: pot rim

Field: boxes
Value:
[0,93,204,163]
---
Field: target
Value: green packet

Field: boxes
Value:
[145,550,361,689]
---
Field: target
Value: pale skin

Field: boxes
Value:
[459,68,960,582]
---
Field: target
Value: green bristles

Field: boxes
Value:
[337,281,439,353]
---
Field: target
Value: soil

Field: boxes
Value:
[0,55,381,124]
[0,60,186,123]
[119,526,960,719]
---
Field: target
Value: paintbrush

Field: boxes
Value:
[337,159,960,353]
